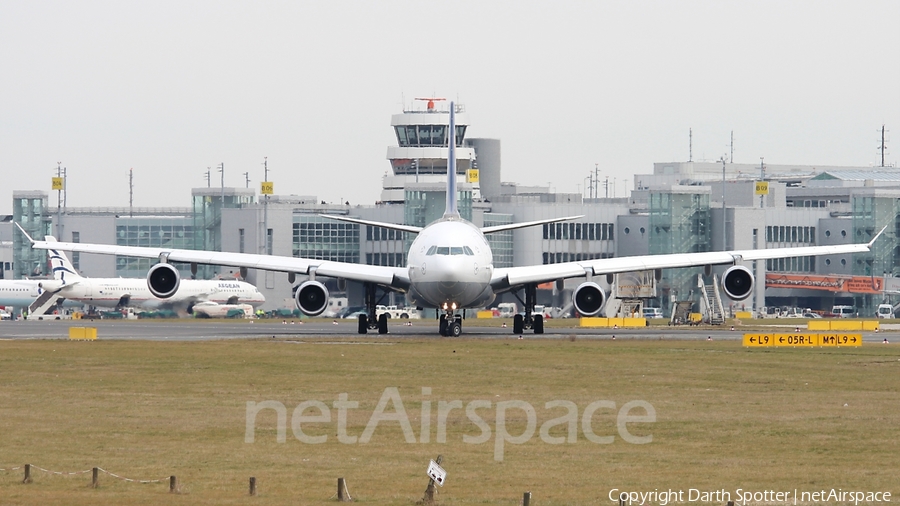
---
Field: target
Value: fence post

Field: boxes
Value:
[249,476,257,496]
[169,475,177,493]
[92,467,99,488]
[23,464,32,484]
[523,491,532,505]
[337,477,351,502]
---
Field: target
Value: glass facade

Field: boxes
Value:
[292,216,360,263]
[649,190,711,306]
[404,189,472,228]
[394,125,467,148]
[192,191,255,253]
[484,213,513,268]
[115,217,195,278]
[12,193,51,279]
[850,196,900,315]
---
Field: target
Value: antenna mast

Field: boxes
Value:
[129,168,134,217]
[689,128,693,162]
[730,130,734,163]
[879,125,889,167]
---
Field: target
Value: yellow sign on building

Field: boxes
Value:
[466,169,479,183]
[260,181,274,195]
[52,177,65,190]
[755,181,769,195]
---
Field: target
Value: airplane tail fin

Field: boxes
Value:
[46,239,82,283]
[443,101,460,219]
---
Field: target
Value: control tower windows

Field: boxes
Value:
[394,125,467,147]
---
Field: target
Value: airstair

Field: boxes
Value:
[28,289,64,316]
[699,274,726,325]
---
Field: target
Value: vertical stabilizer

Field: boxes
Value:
[47,239,82,284]
[443,101,460,219]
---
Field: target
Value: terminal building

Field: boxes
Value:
[3,100,898,318]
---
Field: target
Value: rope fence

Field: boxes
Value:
[8,463,179,492]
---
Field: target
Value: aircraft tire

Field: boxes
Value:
[513,314,524,334]
[358,314,368,334]
[534,314,544,334]
[449,321,462,337]
[439,314,449,336]
[378,313,389,334]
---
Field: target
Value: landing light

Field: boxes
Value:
[451,302,458,310]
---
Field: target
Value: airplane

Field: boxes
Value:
[19,102,883,336]
[20,240,266,315]
[0,279,65,312]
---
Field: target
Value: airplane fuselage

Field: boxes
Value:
[56,278,266,309]
[0,280,66,308]
[406,218,496,310]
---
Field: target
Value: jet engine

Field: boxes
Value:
[572,281,607,317]
[722,265,754,300]
[294,280,329,316]
[147,263,181,299]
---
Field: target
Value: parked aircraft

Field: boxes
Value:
[22,242,265,315]
[0,279,64,311]
[20,103,882,336]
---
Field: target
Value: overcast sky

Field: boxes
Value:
[2,1,898,215]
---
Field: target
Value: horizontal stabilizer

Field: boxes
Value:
[318,214,423,234]
[481,215,584,234]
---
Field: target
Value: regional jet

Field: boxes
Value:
[17,240,265,315]
[20,103,882,336]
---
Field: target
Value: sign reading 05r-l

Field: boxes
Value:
[755,181,769,195]
[260,181,274,195]
[743,333,862,347]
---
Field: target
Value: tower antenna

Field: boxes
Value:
[689,128,693,162]
[129,168,134,217]
[730,130,734,163]
[878,125,889,167]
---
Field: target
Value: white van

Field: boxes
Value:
[831,305,856,318]
[643,307,664,319]
[876,304,894,319]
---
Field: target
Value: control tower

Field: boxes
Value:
[381,98,478,203]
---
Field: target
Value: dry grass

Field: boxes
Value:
[0,336,898,505]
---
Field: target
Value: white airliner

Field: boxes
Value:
[22,242,266,314]
[0,279,64,311]
[20,102,882,336]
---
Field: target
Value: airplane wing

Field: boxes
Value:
[491,230,883,289]
[24,238,411,291]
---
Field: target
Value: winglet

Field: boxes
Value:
[14,222,35,244]
[868,225,888,248]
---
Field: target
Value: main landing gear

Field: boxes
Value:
[511,283,544,335]
[357,283,390,335]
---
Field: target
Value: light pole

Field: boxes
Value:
[720,155,727,250]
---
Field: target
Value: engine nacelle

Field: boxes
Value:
[722,265,754,301]
[573,281,607,317]
[294,280,329,316]
[148,263,181,299]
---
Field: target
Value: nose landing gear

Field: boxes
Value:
[439,311,463,337]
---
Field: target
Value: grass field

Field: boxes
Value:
[1,335,898,505]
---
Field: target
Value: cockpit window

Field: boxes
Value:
[463,246,474,255]
[436,247,450,255]
[426,245,437,256]
[450,247,464,255]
